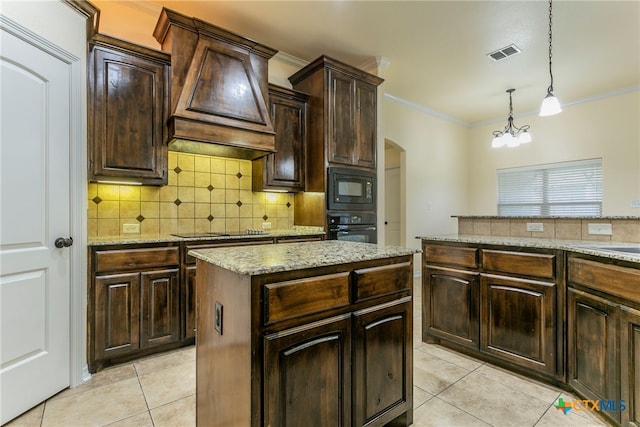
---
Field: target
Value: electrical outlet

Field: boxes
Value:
[588,223,612,235]
[632,200,640,208]
[262,222,272,230]
[526,222,544,232]
[122,223,140,233]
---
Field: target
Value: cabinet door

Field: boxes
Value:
[183,265,197,340]
[327,69,355,166]
[480,274,558,378]
[353,297,413,427]
[353,80,377,169]
[621,306,640,427]
[568,288,621,423]
[424,267,479,349]
[94,272,140,359]
[259,87,306,191]
[264,315,351,427]
[89,43,168,185]
[140,269,180,348]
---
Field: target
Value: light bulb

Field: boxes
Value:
[540,92,562,117]
[492,135,504,148]
[504,133,518,147]
[518,131,532,144]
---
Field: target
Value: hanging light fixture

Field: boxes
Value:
[540,0,562,116]
[492,89,531,148]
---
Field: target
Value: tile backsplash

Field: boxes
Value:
[88,152,294,238]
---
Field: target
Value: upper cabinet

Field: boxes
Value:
[252,84,309,192]
[153,8,278,160]
[289,56,383,191]
[88,34,170,185]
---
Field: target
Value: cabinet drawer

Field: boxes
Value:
[264,272,350,324]
[353,262,412,302]
[424,245,478,269]
[95,247,179,273]
[482,250,556,279]
[569,257,640,306]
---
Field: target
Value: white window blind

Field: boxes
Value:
[497,159,602,216]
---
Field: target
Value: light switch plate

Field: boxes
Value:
[526,222,544,232]
[123,223,140,233]
[588,223,612,235]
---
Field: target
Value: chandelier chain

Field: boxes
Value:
[547,0,554,91]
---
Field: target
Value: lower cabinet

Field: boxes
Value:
[264,314,352,426]
[423,266,479,350]
[422,241,563,382]
[568,255,640,426]
[90,245,181,372]
[352,298,413,426]
[481,274,558,377]
[568,287,621,423]
[621,307,640,427]
[196,255,413,426]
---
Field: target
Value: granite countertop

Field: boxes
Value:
[452,215,640,220]
[88,227,324,246]
[417,234,640,263]
[189,240,421,275]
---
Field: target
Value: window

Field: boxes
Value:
[497,159,602,216]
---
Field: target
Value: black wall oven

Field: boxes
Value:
[327,167,376,211]
[327,212,377,244]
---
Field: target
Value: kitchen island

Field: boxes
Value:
[189,240,419,427]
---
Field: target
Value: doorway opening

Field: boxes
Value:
[384,139,406,247]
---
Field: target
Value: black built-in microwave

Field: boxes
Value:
[327,167,376,211]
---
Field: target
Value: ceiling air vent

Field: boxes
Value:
[487,44,522,61]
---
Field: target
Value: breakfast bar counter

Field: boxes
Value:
[189,241,419,426]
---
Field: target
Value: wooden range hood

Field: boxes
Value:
[153,8,277,160]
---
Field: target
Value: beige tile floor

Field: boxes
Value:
[6,279,610,427]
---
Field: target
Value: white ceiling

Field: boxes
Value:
[108,1,640,125]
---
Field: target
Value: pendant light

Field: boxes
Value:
[540,0,562,116]
[492,89,531,148]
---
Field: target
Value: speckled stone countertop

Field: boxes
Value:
[88,228,324,246]
[452,215,640,219]
[417,234,640,263]
[189,241,421,275]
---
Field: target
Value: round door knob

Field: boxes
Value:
[55,237,73,248]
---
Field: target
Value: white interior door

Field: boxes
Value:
[1,26,72,424]
[384,167,401,246]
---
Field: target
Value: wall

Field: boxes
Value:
[383,98,470,266]
[467,90,640,216]
[89,152,294,238]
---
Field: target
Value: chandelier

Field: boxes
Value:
[492,88,531,148]
[540,0,562,116]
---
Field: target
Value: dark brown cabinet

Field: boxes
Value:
[89,245,180,371]
[352,297,413,426]
[289,55,383,193]
[568,287,620,423]
[481,274,558,377]
[424,267,480,350]
[568,255,640,426]
[422,241,564,382]
[621,307,640,427]
[195,254,413,426]
[88,34,170,185]
[264,314,352,426]
[252,85,308,192]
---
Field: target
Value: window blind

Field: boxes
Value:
[497,159,602,216]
